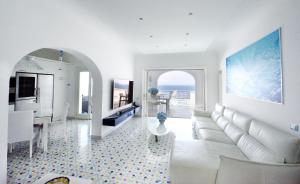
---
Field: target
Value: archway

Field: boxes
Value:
[157,71,196,118]
[5,47,104,182]
[8,48,103,136]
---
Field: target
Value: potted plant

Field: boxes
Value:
[148,87,159,96]
[157,112,167,124]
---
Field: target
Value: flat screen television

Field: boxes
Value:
[111,79,133,109]
[16,73,37,100]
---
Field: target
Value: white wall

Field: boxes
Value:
[134,52,219,112]
[65,66,79,118]
[0,1,134,182]
[66,66,90,118]
[219,1,300,137]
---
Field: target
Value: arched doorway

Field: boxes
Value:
[7,48,103,136]
[1,48,102,182]
[157,71,196,118]
[145,69,205,119]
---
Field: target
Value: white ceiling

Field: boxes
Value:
[29,48,87,68]
[73,0,260,54]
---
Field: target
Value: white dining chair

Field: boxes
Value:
[8,110,34,158]
[147,95,161,116]
[15,101,51,152]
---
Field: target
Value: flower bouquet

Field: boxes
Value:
[157,112,167,124]
[148,87,159,96]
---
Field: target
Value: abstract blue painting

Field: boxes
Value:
[226,29,282,103]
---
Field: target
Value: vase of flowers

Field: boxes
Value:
[157,112,167,124]
[148,87,159,96]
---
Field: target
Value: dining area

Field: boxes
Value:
[8,102,50,158]
[8,102,70,159]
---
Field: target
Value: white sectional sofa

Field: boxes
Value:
[170,104,300,184]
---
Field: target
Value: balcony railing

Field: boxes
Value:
[147,90,195,118]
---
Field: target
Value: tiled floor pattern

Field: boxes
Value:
[7,118,175,184]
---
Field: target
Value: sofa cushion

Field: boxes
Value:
[224,123,244,144]
[223,108,235,121]
[216,156,300,184]
[237,134,284,164]
[198,129,234,144]
[249,120,300,163]
[232,112,252,132]
[211,111,221,122]
[216,117,230,130]
[170,140,247,184]
[214,103,225,115]
[194,121,222,131]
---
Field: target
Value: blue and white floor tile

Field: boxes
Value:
[7,118,175,184]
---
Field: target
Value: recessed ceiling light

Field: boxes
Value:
[149,35,153,38]
[185,32,190,36]
[188,12,193,16]
[139,17,144,21]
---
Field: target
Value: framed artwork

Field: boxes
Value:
[226,28,282,103]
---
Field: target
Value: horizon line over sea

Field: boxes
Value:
[158,85,195,91]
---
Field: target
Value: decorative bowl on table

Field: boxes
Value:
[45,176,70,184]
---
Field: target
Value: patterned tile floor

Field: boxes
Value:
[7,117,181,184]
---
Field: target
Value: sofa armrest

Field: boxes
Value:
[193,109,211,117]
[170,140,221,184]
[216,156,300,184]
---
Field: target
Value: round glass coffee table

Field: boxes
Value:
[147,118,169,142]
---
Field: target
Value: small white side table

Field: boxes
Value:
[147,118,169,142]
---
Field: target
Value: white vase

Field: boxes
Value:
[159,120,165,124]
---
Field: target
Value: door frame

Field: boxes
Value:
[141,66,208,117]
[76,70,92,119]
